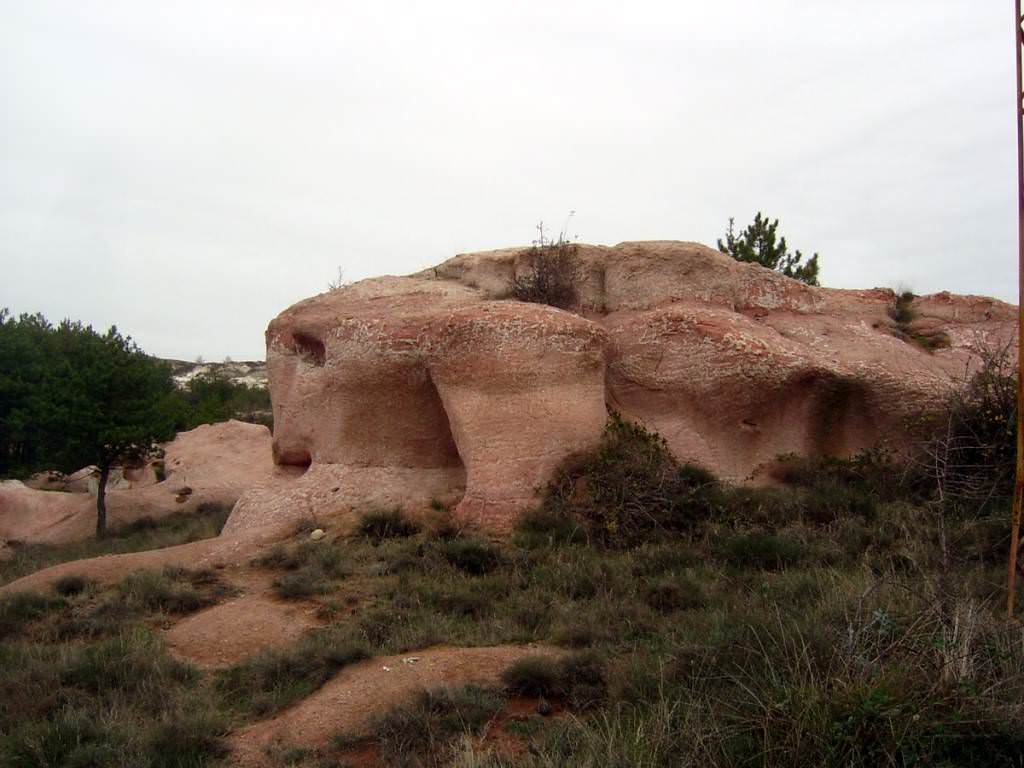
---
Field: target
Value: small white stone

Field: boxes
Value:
[309,528,326,541]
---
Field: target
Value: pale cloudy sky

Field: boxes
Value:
[0,1,1017,360]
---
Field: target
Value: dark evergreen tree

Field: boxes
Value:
[717,212,821,286]
[0,312,177,536]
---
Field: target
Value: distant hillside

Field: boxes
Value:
[164,359,268,390]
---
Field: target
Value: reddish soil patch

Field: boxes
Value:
[164,592,322,668]
[228,644,561,767]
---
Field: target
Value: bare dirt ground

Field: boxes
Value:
[229,644,562,767]
[164,591,322,668]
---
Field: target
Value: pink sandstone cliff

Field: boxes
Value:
[223,241,1015,537]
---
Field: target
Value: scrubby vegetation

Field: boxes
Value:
[255,536,349,600]
[174,370,272,430]
[0,503,231,586]
[887,290,951,351]
[0,353,1019,766]
[510,223,582,310]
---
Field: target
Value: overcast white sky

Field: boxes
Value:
[0,1,1017,360]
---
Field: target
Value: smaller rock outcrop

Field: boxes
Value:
[0,420,277,546]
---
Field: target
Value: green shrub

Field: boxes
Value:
[419,580,498,619]
[59,630,195,696]
[542,413,719,548]
[356,509,420,543]
[272,571,329,600]
[439,538,503,575]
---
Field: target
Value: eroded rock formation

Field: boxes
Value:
[0,420,277,546]
[226,241,1015,536]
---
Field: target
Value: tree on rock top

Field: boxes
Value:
[718,212,821,286]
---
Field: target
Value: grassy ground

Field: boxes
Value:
[1,455,1023,766]
[0,503,232,586]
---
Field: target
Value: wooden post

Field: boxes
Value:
[1008,0,1024,617]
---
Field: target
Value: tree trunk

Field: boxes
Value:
[96,463,110,538]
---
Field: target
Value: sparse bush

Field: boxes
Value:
[915,343,1017,514]
[511,224,582,310]
[356,509,420,543]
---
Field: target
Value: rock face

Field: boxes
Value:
[0,420,277,545]
[231,241,1014,536]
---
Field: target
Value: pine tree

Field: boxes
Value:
[717,212,821,286]
[0,312,178,536]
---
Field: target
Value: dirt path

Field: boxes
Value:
[228,644,561,767]
[164,591,322,668]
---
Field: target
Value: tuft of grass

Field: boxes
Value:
[502,652,606,710]
[501,656,561,697]
[53,574,91,596]
[513,507,587,549]
[714,531,809,570]
[641,577,706,613]
[439,538,503,576]
[256,540,347,601]
[368,684,507,766]
[356,509,420,544]
[216,629,370,718]
[111,565,234,615]
[0,591,65,638]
